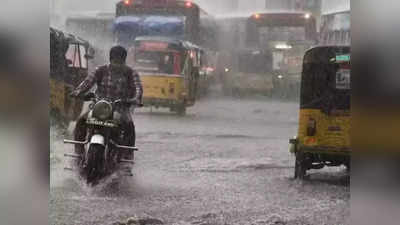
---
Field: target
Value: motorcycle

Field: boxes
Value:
[64,92,139,185]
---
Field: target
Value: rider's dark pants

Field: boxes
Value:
[74,110,135,159]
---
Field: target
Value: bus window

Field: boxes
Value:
[259,26,306,43]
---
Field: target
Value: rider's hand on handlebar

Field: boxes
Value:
[114,98,143,107]
[114,99,133,107]
[126,98,143,107]
[69,90,80,98]
[113,99,123,105]
[127,98,138,105]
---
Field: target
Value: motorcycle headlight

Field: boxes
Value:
[92,100,112,120]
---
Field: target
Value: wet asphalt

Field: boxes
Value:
[50,96,349,225]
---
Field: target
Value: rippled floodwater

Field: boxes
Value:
[50,97,349,225]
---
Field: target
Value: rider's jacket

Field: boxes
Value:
[75,64,143,103]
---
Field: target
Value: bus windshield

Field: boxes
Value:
[259,26,306,43]
[134,50,181,75]
[115,0,201,45]
[235,51,272,74]
[113,15,185,45]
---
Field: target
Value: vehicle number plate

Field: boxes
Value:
[336,69,350,90]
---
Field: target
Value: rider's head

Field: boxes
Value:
[109,45,127,65]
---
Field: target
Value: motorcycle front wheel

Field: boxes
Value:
[85,144,105,185]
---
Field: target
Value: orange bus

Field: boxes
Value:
[216,11,318,98]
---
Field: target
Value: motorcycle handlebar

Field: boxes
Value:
[71,92,143,107]
[70,92,97,102]
[113,99,143,107]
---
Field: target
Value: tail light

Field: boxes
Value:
[253,13,260,19]
[307,118,316,136]
[185,1,193,8]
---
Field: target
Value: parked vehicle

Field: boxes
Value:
[50,27,94,126]
[289,46,351,179]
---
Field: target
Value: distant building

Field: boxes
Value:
[321,0,350,14]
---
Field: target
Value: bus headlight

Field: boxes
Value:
[275,44,292,50]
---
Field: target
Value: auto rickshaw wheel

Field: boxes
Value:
[176,104,186,116]
[294,151,307,179]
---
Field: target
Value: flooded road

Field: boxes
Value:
[50,97,349,225]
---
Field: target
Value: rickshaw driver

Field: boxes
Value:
[159,54,174,74]
[70,46,143,160]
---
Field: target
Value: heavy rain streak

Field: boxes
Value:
[50,0,350,224]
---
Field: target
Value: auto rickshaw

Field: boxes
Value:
[50,27,94,126]
[132,36,201,115]
[289,46,351,179]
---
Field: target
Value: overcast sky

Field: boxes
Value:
[51,0,265,15]
[52,0,350,16]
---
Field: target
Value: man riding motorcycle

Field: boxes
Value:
[71,46,143,160]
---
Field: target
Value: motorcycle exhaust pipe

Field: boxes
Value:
[120,159,135,164]
[64,153,82,159]
[110,140,139,151]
